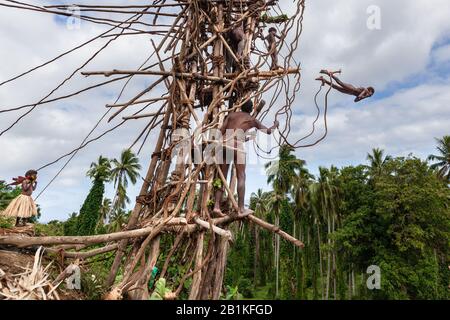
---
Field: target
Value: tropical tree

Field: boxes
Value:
[335,157,450,299]
[308,166,341,300]
[291,166,313,246]
[223,148,450,300]
[251,189,269,220]
[266,190,285,297]
[250,189,270,287]
[86,155,111,182]
[98,198,112,226]
[77,156,111,236]
[64,212,79,236]
[366,148,391,176]
[110,149,141,211]
[265,144,305,298]
[290,162,313,298]
[108,209,130,233]
[265,145,305,193]
[0,181,21,211]
[428,135,450,183]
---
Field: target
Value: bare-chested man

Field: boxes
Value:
[229,20,246,59]
[316,70,375,102]
[213,100,278,217]
[265,27,281,70]
[226,18,246,73]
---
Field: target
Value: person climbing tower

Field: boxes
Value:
[1,169,38,227]
[265,27,281,70]
[212,100,278,217]
[316,69,375,102]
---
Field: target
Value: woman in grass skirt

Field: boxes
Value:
[1,170,38,226]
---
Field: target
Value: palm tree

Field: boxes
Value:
[305,182,324,299]
[366,148,391,176]
[428,136,450,182]
[98,198,112,226]
[251,189,268,218]
[110,149,141,210]
[266,190,285,297]
[116,184,131,209]
[265,145,306,194]
[265,145,305,298]
[291,166,313,243]
[291,168,313,299]
[250,189,270,287]
[308,166,341,300]
[87,155,111,182]
[108,209,130,233]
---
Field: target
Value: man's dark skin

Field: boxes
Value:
[316,69,375,102]
[265,27,281,70]
[213,100,278,217]
[229,20,246,60]
[226,19,246,73]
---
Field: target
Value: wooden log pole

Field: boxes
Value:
[106,104,172,287]
[188,232,204,300]
[194,217,232,241]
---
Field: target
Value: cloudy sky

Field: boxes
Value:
[0,0,449,222]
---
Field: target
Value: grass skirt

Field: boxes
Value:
[1,194,37,218]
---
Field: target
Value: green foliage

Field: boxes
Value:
[260,13,289,24]
[221,285,243,300]
[0,216,14,228]
[150,278,172,300]
[77,178,105,236]
[207,199,215,208]
[64,213,79,236]
[427,135,450,183]
[110,149,141,211]
[225,144,449,300]
[213,178,223,189]
[107,209,130,233]
[86,155,111,182]
[335,157,450,300]
[0,181,21,210]
[80,267,108,300]
[35,220,64,236]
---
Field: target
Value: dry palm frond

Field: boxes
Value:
[0,247,61,300]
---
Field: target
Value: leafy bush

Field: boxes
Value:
[0,216,14,228]
[64,213,79,236]
[35,220,64,236]
[238,278,254,298]
[150,278,172,300]
[80,272,106,300]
